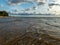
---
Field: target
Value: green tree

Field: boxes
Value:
[0,11,8,16]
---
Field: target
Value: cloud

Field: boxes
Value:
[6,0,23,5]
[34,0,46,6]
[49,5,60,14]
[6,0,46,6]
[0,4,4,7]
[7,0,51,14]
[25,8,30,11]
[6,0,24,3]
[34,0,46,3]
[49,3,60,6]
[6,0,33,5]
[37,2,45,5]
[49,0,60,14]
[49,0,60,6]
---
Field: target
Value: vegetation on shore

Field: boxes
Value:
[0,11,8,16]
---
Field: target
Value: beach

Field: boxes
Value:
[0,17,60,45]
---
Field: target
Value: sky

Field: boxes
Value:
[0,0,35,11]
[0,0,60,14]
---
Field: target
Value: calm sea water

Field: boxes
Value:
[9,14,60,17]
[0,16,60,38]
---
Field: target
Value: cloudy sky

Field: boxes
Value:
[0,0,60,14]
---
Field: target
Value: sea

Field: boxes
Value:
[0,14,60,43]
[9,14,60,17]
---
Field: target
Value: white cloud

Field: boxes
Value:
[8,0,60,14]
[50,5,60,11]
[55,0,60,4]
[49,0,60,14]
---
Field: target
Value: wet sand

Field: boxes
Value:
[0,17,60,45]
